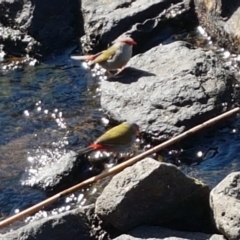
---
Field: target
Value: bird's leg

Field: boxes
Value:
[106,70,121,79]
[114,66,125,76]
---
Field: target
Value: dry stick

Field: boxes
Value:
[0,107,239,229]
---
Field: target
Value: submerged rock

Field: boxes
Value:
[210,172,240,240]
[23,151,100,194]
[0,207,92,240]
[95,158,212,232]
[114,226,226,240]
[101,41,233,140]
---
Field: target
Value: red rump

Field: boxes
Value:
[85,55,97,60]
[89,143,105,150]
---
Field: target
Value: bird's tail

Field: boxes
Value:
[71,52,101,61]
[77,143,103,155]
[77,146,95,155]
[71,55,94,61]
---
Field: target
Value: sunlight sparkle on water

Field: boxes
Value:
[101,117,109,126]
[207,40,213,46]
[90,187,97,195]
[14,209,20,214]
[99,75,108,81]
[96,87,101,92]
[27,156,35,163]
[58,111,62,118]
[21,102,70,189]
[197,151,203,158]
[77,193,84,203]
[82,61,89,69]
[80,198,86,206]
[29,59,38,66]
[35,100,41,106]
[196,26,207,37]
[36,106,41,112]
[65,205,71,211]
[222,51,231,59]
[23,110,30,117]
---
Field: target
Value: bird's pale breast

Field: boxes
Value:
[101,43,133,70]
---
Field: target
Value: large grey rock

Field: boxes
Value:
[0,208,91,240]
[210,172,240,240]
[101,41,232,139]
[114,226,226,240]
[95,158,212,232]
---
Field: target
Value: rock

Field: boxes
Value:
[80,0,196,57]
[0,0,83,57]
[194,0,240,53]
[0,207,91,240]
[101,41,232,140]
[95,158,212,232]
[28,0,83,54]
[114,226,226,240]
[23,151,100,194]
[81,0,181,47]
[210,172,240,240]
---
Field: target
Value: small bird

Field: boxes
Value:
[77,122,139,155]
[71,37,137,76]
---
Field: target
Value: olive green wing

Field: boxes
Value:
[96,123,133,146]
[93,45,117,64]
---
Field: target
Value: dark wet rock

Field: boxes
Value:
[0,24,39,57]
[114,226,226,240]
[95,158,212,232]
[101,41,233,140]
[0,207,91,240]
[23,151,99,194]
[194,0,240,53]
[210,172,240,240]
[0,0,83,57]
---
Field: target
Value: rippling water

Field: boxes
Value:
[0,33,240,230]
[0,50,106,220]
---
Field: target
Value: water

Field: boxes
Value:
[166,118,240,188]
[0,50,106,221]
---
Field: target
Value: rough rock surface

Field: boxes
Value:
[114,226,226,240]
[23,151,99,194]
[95,158,212,232]
[194,0,240,53]
[101,41,232,139]
[81,0,182,48]
[0,207,91,240]
[210,172,240,240]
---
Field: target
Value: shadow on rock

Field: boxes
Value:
[108,67,156,84]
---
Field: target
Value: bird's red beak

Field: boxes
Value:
[120,37,137,45]
[128,38,137,45]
